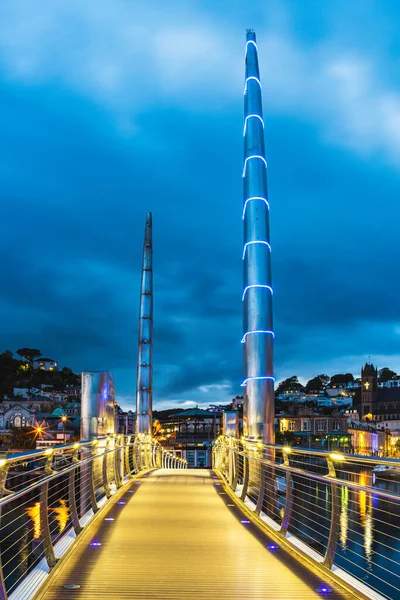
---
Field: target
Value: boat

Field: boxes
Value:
[373,465,400,479]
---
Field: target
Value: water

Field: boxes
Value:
[288,469,400,600]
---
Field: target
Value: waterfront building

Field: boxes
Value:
[155,407,222,467]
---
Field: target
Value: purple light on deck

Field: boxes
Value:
[214,482,220,486]
[267,544,279,550]
[90,541,101,547]
[241,520,251,524]
[118,501,125,505]
[316,585,332,594]
[104,518,114,521]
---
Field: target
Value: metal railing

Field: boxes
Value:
[213,436,400,600]
[0,434,186,600]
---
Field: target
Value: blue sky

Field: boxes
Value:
[1,0,400,410]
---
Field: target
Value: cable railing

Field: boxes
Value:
[0,434,186,600]
[213,436,400,600]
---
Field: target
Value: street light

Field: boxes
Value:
[61,415,67,444]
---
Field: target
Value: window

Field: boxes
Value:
[302,419,311,432]
[317,420,325,432]
[289,421,296,432]
[333,421,341,431]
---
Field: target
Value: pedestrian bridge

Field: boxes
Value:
[0,436,399,600]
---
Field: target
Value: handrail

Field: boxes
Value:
[213,436,400,600]
[0,434,187,600]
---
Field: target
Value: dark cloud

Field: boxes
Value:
[1,2,400,408]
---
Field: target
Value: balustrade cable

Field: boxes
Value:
[0,434,186,600]
[213,436,400,600]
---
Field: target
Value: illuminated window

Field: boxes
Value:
[317,420,325,432]
[288,421,295,432]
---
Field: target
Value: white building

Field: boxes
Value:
[378,379,400,389]
[32,358,58,371]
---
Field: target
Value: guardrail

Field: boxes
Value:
[213,436,400,600]
[0,434,186,600]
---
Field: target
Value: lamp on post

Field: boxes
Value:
[61,415,67,444]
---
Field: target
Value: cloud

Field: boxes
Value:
[1,1,400,411]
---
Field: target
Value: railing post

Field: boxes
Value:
[240,451,250,501]
[132,438,139,474]
[0,459,11,600]
[88,440,99,513]
[102,437,112,498]
[232,439,239,492]
[280,449,294,536]
[40,450,57,568]
[324,457,340,569]
[68,444,82,535]
[113,436,122,489]
[255,446,266,515]
[125,435,133,478]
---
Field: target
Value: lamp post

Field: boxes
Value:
[61,415,67,444]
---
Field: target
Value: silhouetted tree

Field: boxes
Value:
[330,373,354,386]
[378,368,397,382]
[16,348,41,365]
[305,374,329,392]
[275,376,304,395]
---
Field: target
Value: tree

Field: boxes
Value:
[330,373,354,386]
[305,374,329,393]
[378,368,397,382]
[16,348,41,365]
[275,376,304,396]
[0,350,22,396]
[10,426,36,449]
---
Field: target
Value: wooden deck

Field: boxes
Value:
[39,469,352,599]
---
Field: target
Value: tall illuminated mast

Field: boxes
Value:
[242,30,274,442]
[136,212,153,436]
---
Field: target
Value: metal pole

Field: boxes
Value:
[136,213,153,436]
[242,30,274,443]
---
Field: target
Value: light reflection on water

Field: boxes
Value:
[25,499,70,538]
[358,470,373,566]
[51,499,70,533]
[25,502,41,539]
[340,486,348,550]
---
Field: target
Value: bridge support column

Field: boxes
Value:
[241,30,274,444]
[136,213,153,437]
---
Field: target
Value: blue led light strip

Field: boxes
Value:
[242,284,273,301]
[245,40,258,55]
[242,240,271,259]
[242,196,269,219]
[242,155,267,178]
[243,114,264,136]
[241,330,274,343]
[241,376,275,387]
[244,76,262,93]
